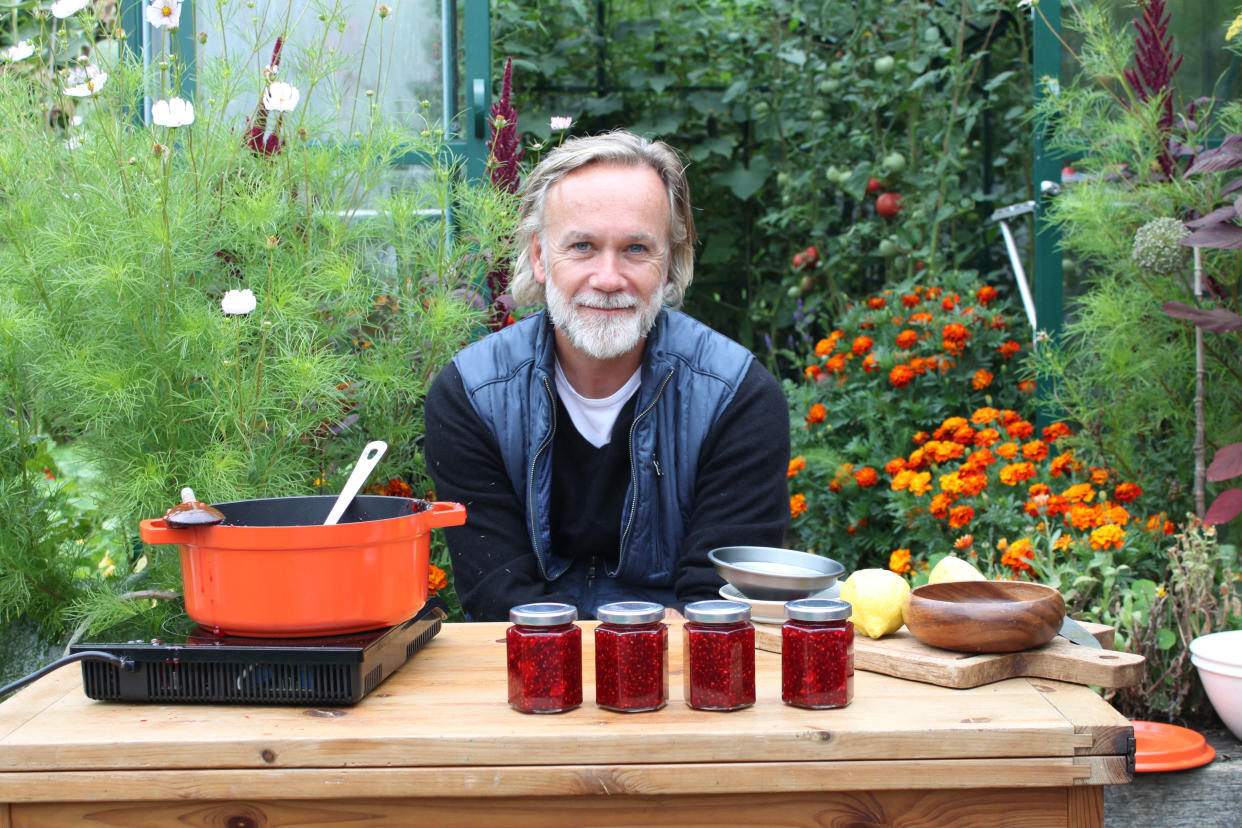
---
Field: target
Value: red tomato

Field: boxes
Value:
[866,176,884,195]
[804,246,819,264]
[876,192,903,218]
[793,252,806,269]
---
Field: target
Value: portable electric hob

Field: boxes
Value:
[69,596,448,705]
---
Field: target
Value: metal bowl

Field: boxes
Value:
[708,546,845,602]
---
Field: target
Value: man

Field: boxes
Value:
[423,129,789,621]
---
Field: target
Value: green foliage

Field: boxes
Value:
[493,0,1033,371]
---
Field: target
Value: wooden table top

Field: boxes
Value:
[0,621,1134,803]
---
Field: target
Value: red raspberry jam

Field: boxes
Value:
[781,597,854,709]
[682,600,755,711]
[507,603,582,714]
[594,601,668,713]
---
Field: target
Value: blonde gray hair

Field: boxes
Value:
[509,130,696,308]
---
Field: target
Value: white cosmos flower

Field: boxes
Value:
[64,65,107,97]
[221,289,257,316]
[262,81,300,112]
[151,97,194,127]
[3,41,36,62]
[51,0,89,18]
[144,0,182,29]
[549,116,573,130]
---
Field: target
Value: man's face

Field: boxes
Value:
[531,162,671,361]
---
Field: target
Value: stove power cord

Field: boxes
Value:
[0,651,137,700]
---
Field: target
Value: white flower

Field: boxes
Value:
[262,81,300,112]
[550,116,574,130]
[50,0,89,18]
[64,65,107,97]
[221,289,257,316]
[151,97,194,127]
[144,0,182,29]
[2,41,36,62]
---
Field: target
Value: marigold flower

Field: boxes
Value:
[867,296,887,310]
[828,480,843,493]
[1088,467,1109,485]
[912,431,929,446]
[1067,503,1102,530]
[1042,422,1072,442]
[384,477,413,498]
[1018,379,1036,393]
[889,548,912,575]
[999,462,1036,485]
[862,354,880,373]
[852,336,874,356]
[1106,505,1131,525]
[901,293,921,307]
[1090,524,1126,550]
[1001,538,1035,572]
[787,456,806,478]
[1062,483,1095,503]
[954,534,974,550]
[790,493,808,518]
[962,448,995,472]
[939,472,964,495]
[825,354,848,374]
[951,425,976,445]
[960,471,989,497]
[930,492,953,518]
[885,458,906,476]
[995,442,1019,460]
[1006,420,1035,440]
[941,294,961,312]
[860,319,876,330]
[1022,440,1049,462]
[815,338,836,356]
[909,312,934,325]
[1049,452,1078,477]
[926,287,943,300]
[1029,482,1051,496]
[804,365,825,382]
[889,364,916,388]
[907,447,927,469]
[854,466,879,487]
[891,315,904,326]
[973,427,1001,448]
[1115,482,1143,503]
[942,322,971,343]
[428,564,448,592]
[949,504,975,529]
[908,471,933,496]
[891,469,915,492]
[976,285,999,305]
[896,329,919,349]
[1053,534,1074,551]
[908,357,929,375]
[805,403,827,425]
[971,407,999,425]
[927,440,966,463]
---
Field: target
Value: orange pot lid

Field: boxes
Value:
[1131,721,1216,772]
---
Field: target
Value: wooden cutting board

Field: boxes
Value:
[755,620,1146,689]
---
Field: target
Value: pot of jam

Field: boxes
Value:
[781,597,854,709]
[682,600,755,711]
[594,601,668,713]
[507,602,582,713]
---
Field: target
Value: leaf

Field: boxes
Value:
[1182,223,1242,249]
[1156,628,1177,650]
[1161,302,1242,332]
[1185,204,1238,229]
[1203,488,1242,525]
[1207,442,1242,482]
[1185,134,1242,175]
[717,157,772,201]
[721,79,748,103]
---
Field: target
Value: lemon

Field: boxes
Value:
[928,555,986,584]
[839,568,910,639]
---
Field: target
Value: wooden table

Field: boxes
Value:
[0,621,1134,828]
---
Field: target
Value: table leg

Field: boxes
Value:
[1068,785,1103,828]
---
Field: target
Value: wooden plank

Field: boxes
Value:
[1028,678,1135,772]
[0,802,10,828]
[0,757,1136,802]
[10,788,1082,828]
[0,669,78,742]
[755,622,1144,689]
[1068,785,1103,828]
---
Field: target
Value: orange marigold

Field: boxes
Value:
[384,477,414,498]
[908,471,933,496]
[1062,483,1096,503]
[1115,482,1143,503]
[1029,482,1052,496]
[1067,503,1102,530]
[930,492,954,518]
[971,369,994,390]
[1018,379,1036,393]
[1105,505,1132,525]
[889,548,913,575]
[1022,440,1049,462]
[428,564,448,593]
[854,466,879,487]
[891,469,915,491]
[949,504,975,529]
[1042,422,1072,442]
[852,336,874,356]
[805,403,827,425]
[910,312,934,325]
[995,441,1020,460]
[901,293,921,307]
[1090,467,1110,485]
[951,425,976,445]
[1049,452,1078,477]
[999,462,1036,485]
[805,364,825,382]
[790,493,808,518]
[996,340,1021,359]
[814,338,835,356]
[825,353,848,374]
[974,427,1001,447]
[958,471,989,496]
[787,456,806,478]
[976,285,999,305]
[1090,524,1126,550]
[939,472,965,495]
[1006,419,1035,440]
[896,329,919,349]
[912,431,930,445]
[889,364,916,388]
[953,534,974,550]
[1001,538,1035,573]
[971,407,1000,425]
[885,457,907,476]
[941,295,959,312]
[962,448,996,472]
[867,296,887,310]
[861,354,879,373]
[942,322,971,343]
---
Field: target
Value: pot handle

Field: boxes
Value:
[139,518,193,545]
[424,501,467,529]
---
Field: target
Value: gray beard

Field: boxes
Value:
[545,275,662,360]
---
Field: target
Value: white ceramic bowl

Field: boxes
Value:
[1189,629,1242,741]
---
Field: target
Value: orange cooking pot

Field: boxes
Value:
[139,495,466,637]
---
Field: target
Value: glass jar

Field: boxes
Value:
[594,601,668,713]
[507,602,582,714]
[781,597,854,709]
[682,600,755,711]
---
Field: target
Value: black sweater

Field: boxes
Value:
[423,359,791,621]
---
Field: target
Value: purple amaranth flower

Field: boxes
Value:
[1122,0,1183,178]
[485,57,522,331]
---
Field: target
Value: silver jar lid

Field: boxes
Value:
[684,599,751,624]
[509,602,578,626]
[595,601,665,625]
[784,597,852,622]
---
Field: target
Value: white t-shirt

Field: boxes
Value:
[553,360,642,448]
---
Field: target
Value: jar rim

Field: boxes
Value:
[684,599,751,624]
[595,601,665,625]
[510,602,578,625]
[785,597,852,621]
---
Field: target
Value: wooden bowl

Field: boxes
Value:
[902,581,1065,653]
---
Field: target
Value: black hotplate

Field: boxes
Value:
[69,596,447,705]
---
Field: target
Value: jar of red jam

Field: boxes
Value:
[682,600,755,712]
[594,601,668,713]
[507,602,582,714]
[781,597,854,709]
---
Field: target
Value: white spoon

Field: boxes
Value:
[323,440,388,525]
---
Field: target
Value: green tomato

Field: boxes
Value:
[787,285,803,299]
[873,55,895,75]
[922,26,940,43]
[881,151,906,174]
[777,172,791,187]
[811,109,825,120]
[878,239,900,258]
[752,101,770,119]
[817,78,841,95]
